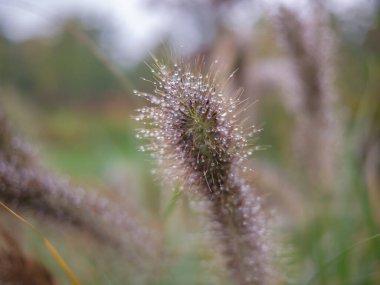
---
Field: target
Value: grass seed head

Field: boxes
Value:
[135,59,272,285]
[135,60,254,197]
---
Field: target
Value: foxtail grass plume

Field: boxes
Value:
[0,108,160,268]
[276,4,342,187]
[135,58,271,285]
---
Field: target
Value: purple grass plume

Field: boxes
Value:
[0,109,160,268]
[276,4,342,188]
[135,58,272,285]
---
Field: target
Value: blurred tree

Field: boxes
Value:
[0,18,120,107]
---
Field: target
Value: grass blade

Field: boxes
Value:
[0,200,82,285]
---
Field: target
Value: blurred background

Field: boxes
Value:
[0,0,380,284]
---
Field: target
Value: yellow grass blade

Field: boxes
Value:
[43,239,81,285]
[0,201,81,285]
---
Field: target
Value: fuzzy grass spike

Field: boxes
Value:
[135,58,271,285]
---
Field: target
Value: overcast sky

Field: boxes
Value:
[0,0,376,64]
